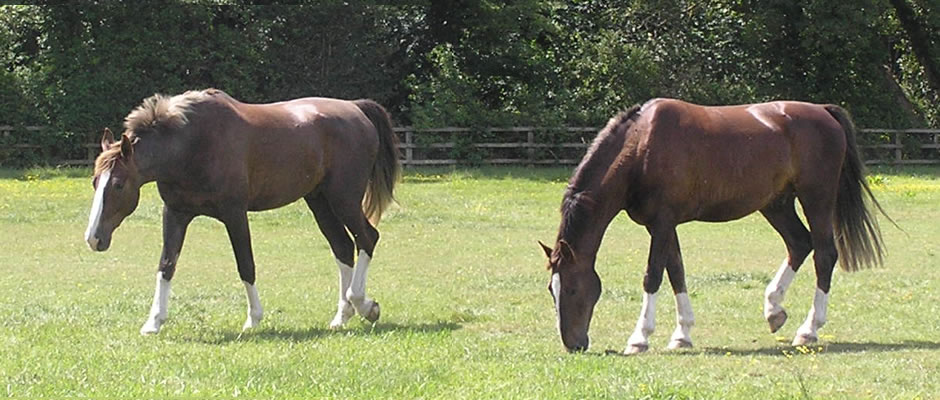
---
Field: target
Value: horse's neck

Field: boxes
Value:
[573,204,623,260]
[133,141,180,184]
[557,184,627,264]
[561,140,635,261]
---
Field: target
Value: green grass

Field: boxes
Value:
[1,165,938,398]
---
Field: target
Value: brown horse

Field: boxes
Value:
[540,98,887,353]
[84,89,400,334]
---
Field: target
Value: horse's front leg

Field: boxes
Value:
[222,210,263,331]
[141,206,194,335]
[664,243,694,350]
[626,224,682,354]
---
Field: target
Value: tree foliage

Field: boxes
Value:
[1,1,938,165]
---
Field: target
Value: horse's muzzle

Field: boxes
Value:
[564,337,590,353]
[86,233,111,252]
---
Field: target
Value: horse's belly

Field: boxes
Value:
[691,184,782,222]
[695,202,761,222]
[246,175,320,211]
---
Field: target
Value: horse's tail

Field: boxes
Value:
[355,99,401,225]
[825,105,888,272]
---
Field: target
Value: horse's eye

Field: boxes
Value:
[113,181,125,191]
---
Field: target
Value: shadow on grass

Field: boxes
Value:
[594,340,940,358]
[182,320,463,344]
[701,340,940,357]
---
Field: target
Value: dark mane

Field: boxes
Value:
[557,105,641,242]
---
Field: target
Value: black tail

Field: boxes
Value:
[825,105,888,271]
[354,99,401,225]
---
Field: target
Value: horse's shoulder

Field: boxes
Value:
[638,98,689,135]
[640,98,685,116]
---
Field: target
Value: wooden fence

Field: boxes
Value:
[2,125,939,167]
[394,127,940,166]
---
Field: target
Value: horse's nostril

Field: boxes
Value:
[566,340,589,353]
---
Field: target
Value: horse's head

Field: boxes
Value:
[84,128,142,251]
[540,240,601,352]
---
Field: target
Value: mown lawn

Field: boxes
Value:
[0,166,937,398]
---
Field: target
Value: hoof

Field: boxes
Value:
[767,310,787,333]
[667,339,693,350]
[361,300,380,323]
[792,333,817,346]
[328,317,346,330]
[242,314,262,331]
[329,302,355,329]
[140,317,165,335]
[767,310,788,333]
[624,343,649,355]
[140,323,161,335]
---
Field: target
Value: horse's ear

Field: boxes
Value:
[558,240,576,262]
[539,240,553,259]
[120,133,134,158]
[101,128,115,152]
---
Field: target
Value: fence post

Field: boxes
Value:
[405,130,413,166]
[526,129,535,167]
[895,132,903,163]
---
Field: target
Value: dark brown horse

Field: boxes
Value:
[84,89,401,334]
[541,98,887,353]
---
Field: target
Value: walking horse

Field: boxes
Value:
[541,98,887,353]
[84,89,401,334]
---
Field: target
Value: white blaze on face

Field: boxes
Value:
[551,273,562,327]
[84,169,111,250]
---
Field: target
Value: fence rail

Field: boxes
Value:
[2,125,939,167]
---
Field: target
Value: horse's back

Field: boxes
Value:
[628,99,845,223]
[225,97,379,210]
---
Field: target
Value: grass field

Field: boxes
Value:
[0,165,938,398]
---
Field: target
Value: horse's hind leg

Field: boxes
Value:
[759,193,813,333]
[304,194,356,328]
[792,186,839,345]
[327,190,382,323]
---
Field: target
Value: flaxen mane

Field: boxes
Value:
[94,90,213,176]
[557,105,641,245]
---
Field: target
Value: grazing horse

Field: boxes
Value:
[540,98,887,353]
[84,89,401,334]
